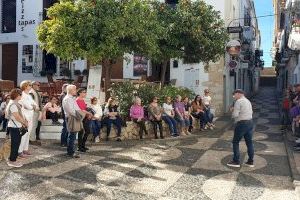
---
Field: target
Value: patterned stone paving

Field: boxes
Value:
[0,87,299,200]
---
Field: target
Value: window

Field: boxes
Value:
[22,45,33,73]
[1,0,16,33]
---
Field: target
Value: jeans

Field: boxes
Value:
[9,128,22,162]
[106,117,122,137]
[162,116,178,135]
[67,132,77,156]
[61,118,68,146]
[90,120,101,137]
[150,120,163,138]
[191,112,207,128]
[205,107,214,123]
[78,118,91,149]
[175,117,190,127]
[232,120,254,163]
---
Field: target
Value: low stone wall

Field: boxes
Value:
[100,117,200,140]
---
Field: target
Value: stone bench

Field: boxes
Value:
[100,117,201,140]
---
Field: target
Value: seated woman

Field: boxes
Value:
[162,96,179,137]
[88,97,103,143]
[191,95,207,131]
[103,97,122,141]
[43,97,61,125]
[183,96,193,132]
[148,96,164,139]
[174,95,191,135]
[130,97,148,139]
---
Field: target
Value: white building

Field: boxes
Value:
[273,0,300,91]
[0,0,87,86]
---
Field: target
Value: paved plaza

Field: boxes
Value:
[0,87,299,200]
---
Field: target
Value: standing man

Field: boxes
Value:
[62,85,82,158]
[60,83,68,147]
[227,89,254,168]
[29,81,42,146]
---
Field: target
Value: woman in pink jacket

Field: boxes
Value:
[130,97,148,139]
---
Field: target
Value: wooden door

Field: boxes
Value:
[2,43,18,86]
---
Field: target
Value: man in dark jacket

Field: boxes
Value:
[60,84,69,147]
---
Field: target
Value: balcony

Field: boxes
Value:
[288,27,300,51]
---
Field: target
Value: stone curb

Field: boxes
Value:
[276,92,300,193]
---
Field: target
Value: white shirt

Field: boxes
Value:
[19,91,36,120]
[202,95,212,106]
[7,102,22,128]
[163,103,174,116]
[91,104,103,119]
[232,96,253,123]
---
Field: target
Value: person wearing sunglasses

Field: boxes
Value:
[29,81,42,146]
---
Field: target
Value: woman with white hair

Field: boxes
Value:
[130,97,148,139]
[18,80,38,158]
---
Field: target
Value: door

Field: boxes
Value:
[2,43,18,85]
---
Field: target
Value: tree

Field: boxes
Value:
[152,0,229,85]
[37,0,162,94]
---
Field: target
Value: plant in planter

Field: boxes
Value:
[74,70,82,76]
[110,81,136,120]
[40,70,46,77]
[61,67,71,79]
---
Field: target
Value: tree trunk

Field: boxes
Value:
[103,59,112,100]
[160,60,168,87]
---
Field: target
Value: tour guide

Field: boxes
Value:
[227,89,254,168]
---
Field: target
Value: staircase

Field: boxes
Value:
[0,119,63,140]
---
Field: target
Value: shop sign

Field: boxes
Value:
[19,0,36,31]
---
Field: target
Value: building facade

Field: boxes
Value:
[273,0,300,91]
[0,0,87,85]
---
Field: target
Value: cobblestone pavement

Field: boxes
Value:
[0,87,299,200]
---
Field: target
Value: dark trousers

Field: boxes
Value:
[78,118,91,149]
[151,120,163,138]
[61,118,68,146]
[90,120,101,137]
[281,108,290,126]
[233,120,254,163]
[132,119,147,138]
[106,118,122,137]
[67,132,77,156]
[9,128,22,162]
[191,112,206,128]
[47,111,59,122]
[36,121,41,140]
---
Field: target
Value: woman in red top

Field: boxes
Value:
[76,88,92,152]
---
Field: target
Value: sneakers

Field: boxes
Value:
[227,160,240,168]
[18,153,29,159]
[7,161,23,168]
[244,160,255,167]
[23,151,32,156]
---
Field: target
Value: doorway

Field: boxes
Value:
[2,43,18,86]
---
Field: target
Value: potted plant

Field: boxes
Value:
[82,69,89,83]
[61,67,71,79]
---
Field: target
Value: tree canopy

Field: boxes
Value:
[37,0,228,87]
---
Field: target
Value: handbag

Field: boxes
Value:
[11,119,28,136]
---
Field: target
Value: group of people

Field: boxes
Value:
[4,80,217,164]
[281,84,300,152]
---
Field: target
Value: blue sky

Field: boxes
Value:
[253,0,274,67]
